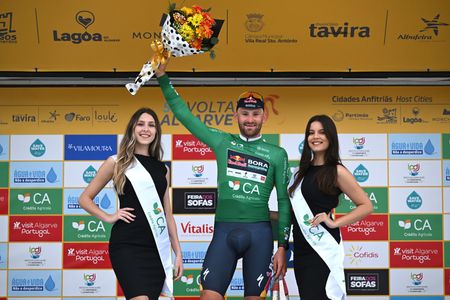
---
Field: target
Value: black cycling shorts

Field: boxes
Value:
[200,221,273,297]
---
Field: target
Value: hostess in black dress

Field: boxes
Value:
[109,154,168,299]
[292,165,342,300]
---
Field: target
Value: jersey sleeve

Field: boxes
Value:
[157,74,223,148]
[274,147,292,247]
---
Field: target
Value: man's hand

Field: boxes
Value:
[272,247,287,279]
[154,58,170,78]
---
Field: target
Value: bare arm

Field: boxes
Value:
[310,165,373,228]
[163,165,184,280]
[78,157,135,224]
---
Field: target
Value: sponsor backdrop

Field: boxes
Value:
[0,0,450,72]
[0,85,449,299]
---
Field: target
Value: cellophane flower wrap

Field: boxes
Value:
[126,4,223,95]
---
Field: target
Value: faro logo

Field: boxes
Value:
[53,11,103,44]
[228,180,260,195]
[72,220,106,232]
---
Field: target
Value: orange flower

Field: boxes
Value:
[191,38,202,50]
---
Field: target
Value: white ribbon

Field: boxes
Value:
[125,62,155,96]
[122,156,173,297]
[289,172,346,300]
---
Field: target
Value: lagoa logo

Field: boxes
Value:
[53,11,103,44]
[408,163,420,176]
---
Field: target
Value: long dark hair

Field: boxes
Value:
[288,115,341,196]
[113,107,163,194]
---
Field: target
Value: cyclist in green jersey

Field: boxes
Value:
[155,61,291,300]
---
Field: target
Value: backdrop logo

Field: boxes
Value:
[82,166,97,183]
[353,164,369,182]
[392,214,442,240]
[0,12,17,43]
[29,246,42,259]
[390,242,442,267]
[12,114,37,123]
[11,275,57,292]
[52,10,121,44]
[13,167,58,184]
[65,135,117,160]
[411,272,423,285]
[192,164,204,177]
[408,163,420,176]
[346,245,379,265]
[64,112,91,122]
[406,191,422,209]
[421,14,449,35]
[83,273,96,286]
[352,137,365,150]
[377,107,397,124]
[332,110,345,122]
[41,110,60,124]
[30,139,46,157]
[245,13,264,32]
[403,107,427,124]
[398,14,448,41]
[309,22,370,38]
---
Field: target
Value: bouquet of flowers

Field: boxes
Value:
[126,4,223,95]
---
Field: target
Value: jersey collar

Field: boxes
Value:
[239,134,262,142]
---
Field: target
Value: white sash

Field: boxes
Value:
[116,155,173,297]
[289,173,346,300]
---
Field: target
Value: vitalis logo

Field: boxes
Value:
[53,11,114,44]
[398,14,448,40]
[309,22,370,38]
[0,12,17,43]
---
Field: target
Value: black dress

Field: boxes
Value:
[109,154,167,299]
[292,165,341,300]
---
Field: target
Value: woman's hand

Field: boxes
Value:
[309,212,338,229]
[104,207,135,224]
[173,254,183,281]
